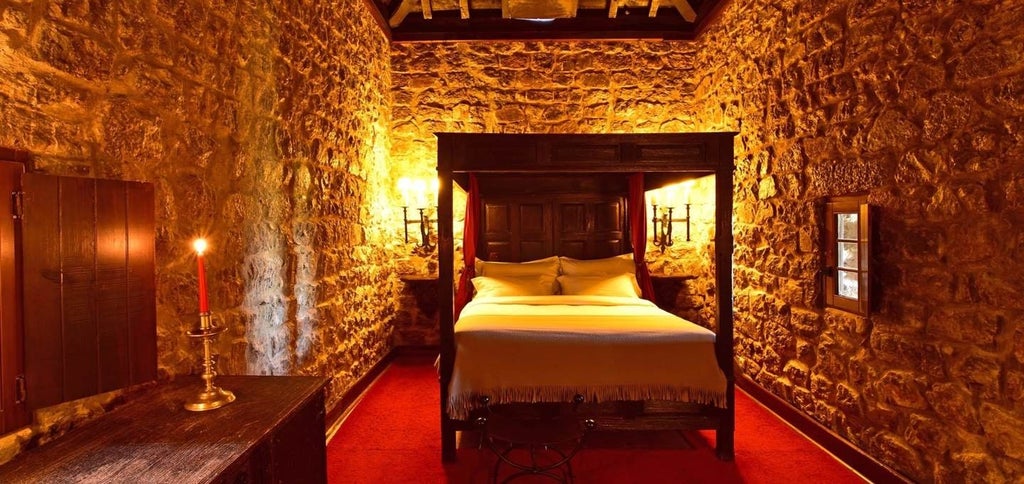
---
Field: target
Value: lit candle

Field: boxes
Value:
[397,177,412,206]
[664,184,679,208]
[412,178,428,208]
[193,239,209,313]
[680,180,694,204]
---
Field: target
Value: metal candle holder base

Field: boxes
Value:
[184,312,236,411]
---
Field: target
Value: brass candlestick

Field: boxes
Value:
[184,312,236,411]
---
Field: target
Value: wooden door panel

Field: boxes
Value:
[517,204,550,260]
[127,182,156,385]
[589,240,624,259]
[482,202,512,261]
[593,201,622,232]
[518,204,546,234]
[22,174,156,410]
[554,197,626,260]
[483,204,511,240]
[483,241,512,262]
[558,241,587,260]
[557,203,587,234]
[60,177,98,402]
[96,179,129,393]
[21,174,63,409]
[480,193,625,263]
[519,242,550,262]
[0,161,27,433]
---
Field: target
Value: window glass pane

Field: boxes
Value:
[838,270,859,299]
[837,213,858,240]
[838,242,859,270]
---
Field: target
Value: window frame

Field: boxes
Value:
[824,195,870,315]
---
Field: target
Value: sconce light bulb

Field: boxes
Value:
[680,180,694,204]
[397,177,412,191]
[193,238,208,255]
[664,184,678,207]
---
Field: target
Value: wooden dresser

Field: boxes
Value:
[0,375,329,484]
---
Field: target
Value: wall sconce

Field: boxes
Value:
[398,177,437,252]
[650,183,692,252]
[651,203,690,252]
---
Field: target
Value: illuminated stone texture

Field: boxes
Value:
[694,1,1024,482]
[0,0,396,459]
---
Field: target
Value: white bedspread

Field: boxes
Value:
[447,295,728,419]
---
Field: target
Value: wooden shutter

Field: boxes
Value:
[21,174,156,410]
[0,161,28,433]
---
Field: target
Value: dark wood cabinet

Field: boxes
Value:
[0,375,329,484]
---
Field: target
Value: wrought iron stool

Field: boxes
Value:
[476,396,596,483]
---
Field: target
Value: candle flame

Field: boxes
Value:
[193,238,208,255]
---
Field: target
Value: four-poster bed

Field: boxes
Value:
[436,132,737,461]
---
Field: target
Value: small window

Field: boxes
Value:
[824,195,870,315]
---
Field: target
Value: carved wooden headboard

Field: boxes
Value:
[475,174,629,262]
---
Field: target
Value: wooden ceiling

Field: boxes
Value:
[367,0,727,42]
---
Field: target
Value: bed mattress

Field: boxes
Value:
[447,295,728,419]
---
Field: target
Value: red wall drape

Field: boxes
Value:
[453,174,479,320]
[629,173,656,302]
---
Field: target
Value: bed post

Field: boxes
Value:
[436,134,458,462]
[714,133,736,460]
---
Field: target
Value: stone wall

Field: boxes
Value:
[647,175,719,328]
[0,0,397,461]
[694,0,1024,481]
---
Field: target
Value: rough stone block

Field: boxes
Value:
[784,360,810,387]
[876,370,927,410]
[939,452,1007,484]
[871,432,924,479]
[925,383,981,433]
[809,372,834,401]
[1014,326,1024,365]
[952,354,1002,400]
[926,307,1000,347]
[980,403,1024,460]
[904,413,949,456]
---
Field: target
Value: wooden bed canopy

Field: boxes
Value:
[436,132,737,461]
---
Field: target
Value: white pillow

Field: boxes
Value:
[557,273,642,298]
[559,253,635,276]
[471,275,559,298]
[475,256,560,278]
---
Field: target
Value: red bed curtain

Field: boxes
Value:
[454,174,479,320]
[629,173,656,302]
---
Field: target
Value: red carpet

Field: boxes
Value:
[328,356,866,483]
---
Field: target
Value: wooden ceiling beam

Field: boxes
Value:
[670,0,697,21]
[648,0,660,17]
[388,7,706,42]
[459,0,470,19]
[389,0,416,27]
[608,0,619,18]
[420,0,433,20]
